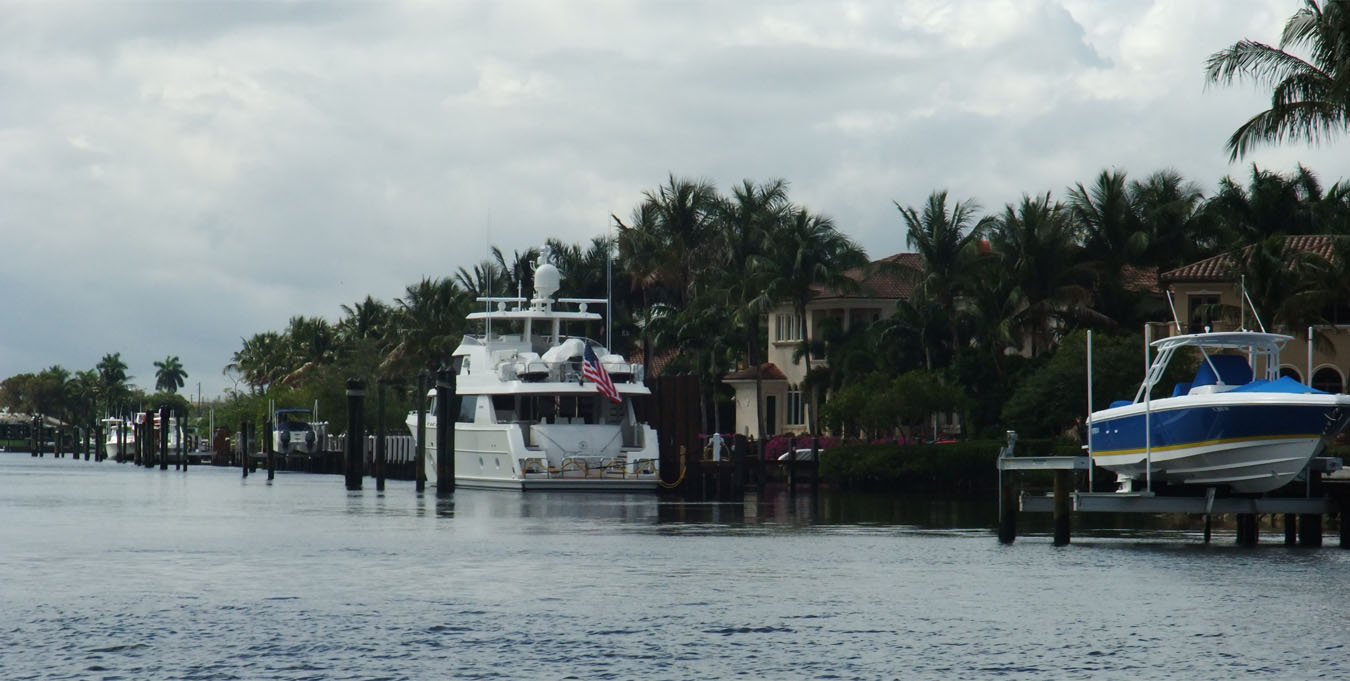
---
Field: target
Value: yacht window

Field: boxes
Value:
[457,395,478,423]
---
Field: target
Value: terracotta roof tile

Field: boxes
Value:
[812,252,923,301]
[723,362,787,381]
[1160,235,1338,283]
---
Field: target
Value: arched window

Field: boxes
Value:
[1312,367,1343,394]
[1279,367,1303,384]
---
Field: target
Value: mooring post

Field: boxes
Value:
[239,421,248,478]
[1340,510,1350,549]
[1284,514,1298,546]
[998,470,1018,545]
[376,378,387,492]
[31,416,39,457]
[811,436,820,495]
[1300,471,1324,547]
[180,414,188,472]
[174,412,182,470]
[415,370,428,493]
[265,419,275,481]
[435,366,457,495]
[1203,515,1213,543]
[346,378,365,491]
[159,406,169,470]
[732,435,747,489]
[1052,469,1072,546]
[787,436,797,495]
[1236,513,1258,546]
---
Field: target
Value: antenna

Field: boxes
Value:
[1165,289,1182,334]
[1240,275,1266,333]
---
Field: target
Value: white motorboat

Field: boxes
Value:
[102,416,135,461]
[272,408,321,456]
[1090,330,1350,493]
[406,247,661,490]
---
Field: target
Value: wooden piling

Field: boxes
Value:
[1300,471,1324,547]
[415,371,428,493]
[345,378,365,491]
[1340,512,1350,549]
[240,421,249,478]
[786,436,796,494]
[179,414,188,472]
[1052,469,1072,546]
[1284,513,1298,546]
[1203,515,1212,543]
[435,367,457,495]
[159,407,169,470]
[811,436,820,495]
[732,435,747,489]
[1236,513,1258,546]
[998,475,1018,544]
[376,379,386,492]
[265,419,275,481]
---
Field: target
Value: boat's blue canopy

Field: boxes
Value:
[1191,354,1253,388]
[1228,376,1328,394]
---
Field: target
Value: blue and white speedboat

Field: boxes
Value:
[1090,331,1350,493]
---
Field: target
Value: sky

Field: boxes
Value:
[3,0,1349,399]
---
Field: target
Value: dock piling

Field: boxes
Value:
[265,419,275,481]
[159,406,169,470]
[376,379,386,492]
[415,371,427,493]
[1052,469,1072,546]
[345,379,365,491]
[435,366,457,495]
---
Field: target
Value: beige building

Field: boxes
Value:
[1159,234,1349,393]
[723,253,922,437]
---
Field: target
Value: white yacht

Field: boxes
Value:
[406,248,661,490]
[102,416,135,461]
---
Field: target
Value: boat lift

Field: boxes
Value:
[996,430,1348,547]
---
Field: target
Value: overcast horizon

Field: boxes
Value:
[3,0,1349,399]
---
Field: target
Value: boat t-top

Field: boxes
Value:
[406,246,661,490]
[1090,329,1350,493]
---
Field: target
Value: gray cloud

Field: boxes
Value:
[1,0,1346,396]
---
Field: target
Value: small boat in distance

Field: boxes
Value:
[1089,330,1350,493]
[406,246,661,490]
[102,416,135,461]
[272,408,321,456]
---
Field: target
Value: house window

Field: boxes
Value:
[1280,367,1303,384]
[1188,294,1220,334]
[1312,367,1343,394]
[776,313,801,342]
[785,386,804,426]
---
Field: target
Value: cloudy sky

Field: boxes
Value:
[3,0,1348,398]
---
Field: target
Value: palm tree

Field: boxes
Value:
[1206,0,1350,160]
[1128,169,1213,270]
[896,190,992,355]
[153,356,188,394]
[96,352,130,415]
[1068,169,1147,325]
[756,208,867,432]
[225,331,286,392]
[988,192,1099,355]
[713,178,790,441]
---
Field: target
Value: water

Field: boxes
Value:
[2,455,1348,680]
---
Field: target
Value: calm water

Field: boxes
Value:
[2,454,1348,680]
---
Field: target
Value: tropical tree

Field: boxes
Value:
[987,192,1100,354]
[96,352,130,415]
[756,207,868,432]
[153,356,188,394]
[896,190,992,355]
[712,178,791,441]
[1206,0,1350,160]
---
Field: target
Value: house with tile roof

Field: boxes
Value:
[723,253,924,437]
[1160,234,1349,393]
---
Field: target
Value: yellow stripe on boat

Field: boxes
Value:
[1092,433,1319,459]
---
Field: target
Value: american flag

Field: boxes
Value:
[582,343,622,404]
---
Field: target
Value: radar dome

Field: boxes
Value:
[534,262,561,300]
